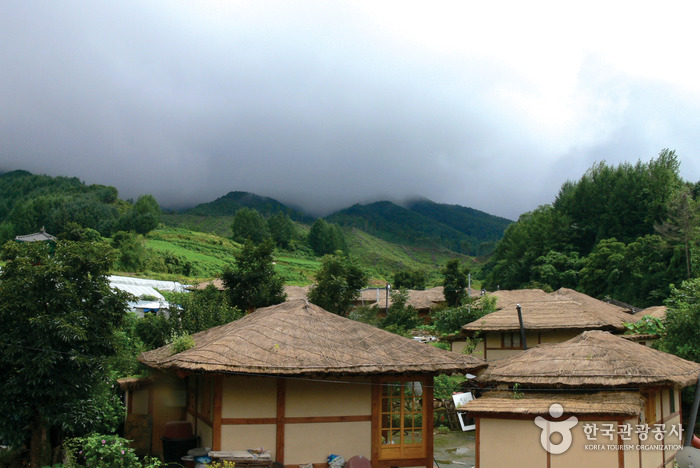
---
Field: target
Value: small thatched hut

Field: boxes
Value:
[452,288,637,360]
[128,299,486,467]
[462,330,700,468]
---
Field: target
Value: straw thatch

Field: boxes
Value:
[487,289,550,308]
[190,278,225,291]
[462,288,637,336]
[460,390,643,417]
[139,299,487,376]
[283,285,310,301]
[372,286,448,311]
[478,330,700,388]
[635,305,667,320]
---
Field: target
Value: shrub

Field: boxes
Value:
[63,434,165,467]
[170,334,195,355]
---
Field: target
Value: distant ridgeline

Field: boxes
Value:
[0,170,512,257]
[182,191,312,223]
[326,200,512,256]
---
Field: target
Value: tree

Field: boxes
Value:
[222,239,286,312]
[307,252,367,315]
[0,240,130,467]
[267,212,296,249]
[231,208,270,244]
[379,289,421,336]
[167,285,242,336]
[657,278,700,363]
[392,268,428,290]
[308,219,346,256]
[442,259,469,307]
[655,185,700,279]
[115,194,161,235]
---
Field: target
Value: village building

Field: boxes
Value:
[461,330,700,468]
[123,299,486,467]
[451,288,638,360]
[13,227,57,242]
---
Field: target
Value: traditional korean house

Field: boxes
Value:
[461,330,700,468]
[128,299,486,467]
[452,288,637,360]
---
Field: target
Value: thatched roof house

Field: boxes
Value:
[133,300,486,466]
[453,288,638,361]
[462,331,700,468]
[464,288,635,336]
[140,299,483,376]
[478,330,698,388]
[464,390,644,418]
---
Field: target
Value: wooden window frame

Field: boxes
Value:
[372,376,434,468]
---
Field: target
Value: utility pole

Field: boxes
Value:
[385,283,391,316]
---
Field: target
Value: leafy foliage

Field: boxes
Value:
[442,259,469,307]
[379,290,421,336]
[484,151,693,307]
[0,171,162,243]
[623,315,666,336]
[393,268,428,290]
[231,207,270,244]
[63,433,164,467]
[657,278,700,363]
[169,334,195,355]
[308,219,347,256]
[307,252,367,315]
[166,285,242,336]
[432,296,496,336]
[222,239,286,311]
[0,240,130,465]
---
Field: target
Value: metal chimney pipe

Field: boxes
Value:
[516,304,527,350]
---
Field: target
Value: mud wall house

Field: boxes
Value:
[461,330,700,468]
[451,288,637,361]
[125,299,486,467]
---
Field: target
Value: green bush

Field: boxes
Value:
[63,434,164,467]
[170,334,195,355]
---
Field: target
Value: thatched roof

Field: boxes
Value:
[191,278,225,291]
[189,282,310,303]
[635,305,667,320]
[461,390,643,417]
[462,288,637,335]
[372,287,448,311]
[487,289,550,307]
[478,330,700,388]
[283,285,310,301]
[139,299,486,377]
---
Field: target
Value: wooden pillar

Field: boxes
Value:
[424,376,434,468]
[276,378,286,463]
[213,376,223,451]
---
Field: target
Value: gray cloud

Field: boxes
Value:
[2,1,699,220]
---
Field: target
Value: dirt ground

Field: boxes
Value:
[433,429,476,467]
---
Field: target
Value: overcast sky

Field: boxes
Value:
[2,1,699,220]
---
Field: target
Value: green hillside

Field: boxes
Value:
[183,191,311,222]
[406,199,512,247]
[326,200,507,256]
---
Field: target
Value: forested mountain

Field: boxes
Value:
[405,198,512,247]
[0,170,160,244]
[326,200,510,256]
[483,150,699,308]
[183,191,311,222]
